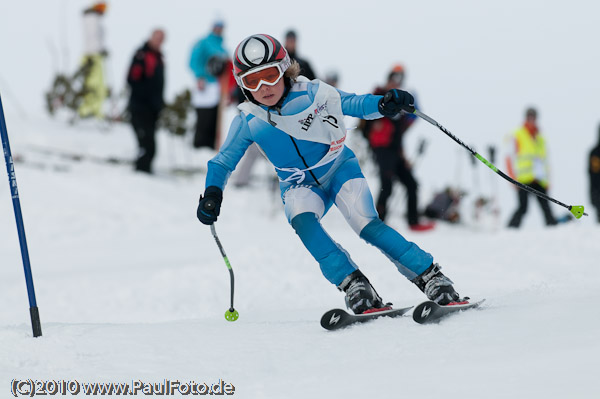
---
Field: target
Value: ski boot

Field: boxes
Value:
[338,270,392,314]
[412,263,465,305]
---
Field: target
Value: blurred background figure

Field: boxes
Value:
[424,187,462,224]
[324,70,339,87]
[189,20,227,149]
[505,107,557,227]
[589,124,600,222]
[77,2,108,119]
[230,143,263,188]
[126,29,166,174]
[284,29,316,80]
[362,64,433,231]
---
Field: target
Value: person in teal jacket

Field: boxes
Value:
[189,21,228,149]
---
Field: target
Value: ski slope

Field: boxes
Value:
[1,114,598,399]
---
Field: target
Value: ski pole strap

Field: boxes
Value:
[413,109,587,219]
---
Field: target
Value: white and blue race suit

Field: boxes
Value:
[205,78,433,286]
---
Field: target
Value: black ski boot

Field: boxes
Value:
[338,270,391,314]
[412,263,464,305]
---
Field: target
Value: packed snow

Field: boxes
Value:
[1,1,599,398]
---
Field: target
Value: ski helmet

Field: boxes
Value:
[233,34,291,87]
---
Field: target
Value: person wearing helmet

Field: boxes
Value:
[196,34,467,314]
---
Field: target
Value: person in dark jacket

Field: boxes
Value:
[284,30,316,80]
[589,124,600,222]
[126,29,165,173]
[362,65,433,231]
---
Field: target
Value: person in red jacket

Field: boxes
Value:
[362,65,434,231]
[126,29,165,173]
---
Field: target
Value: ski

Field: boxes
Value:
[320,306,413,331]
[412,299,485,324]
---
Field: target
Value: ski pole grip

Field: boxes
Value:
[204,199,216,211]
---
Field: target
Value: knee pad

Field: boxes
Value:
[284,186,326,223]
[335,178,378,234]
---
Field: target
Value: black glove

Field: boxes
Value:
[378,89,415,117]
[197,186,223,225]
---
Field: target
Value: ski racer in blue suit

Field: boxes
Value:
[197,34,467,314]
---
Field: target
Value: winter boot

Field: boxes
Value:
[338,270,391,314]
[412,263,463,305]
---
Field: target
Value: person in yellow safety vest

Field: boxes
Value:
[78,2,108,119]
[505,107,557,227]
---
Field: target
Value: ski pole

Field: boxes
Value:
[205,212,239,321]
[414,109,587,219]
[0,94,43,337]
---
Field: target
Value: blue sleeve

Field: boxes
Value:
[338,89,382,120]
[189,40,203,78]
[190,38,213,79]
[205,115,254,190]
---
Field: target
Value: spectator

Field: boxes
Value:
[78,2,108,119]
[324,70,340,88]
[284,30,316,80]
[589,124,600,222]
[362,65,434,231]
[126,29,166,174]
[506,107,557,227]
[189,21,228,149]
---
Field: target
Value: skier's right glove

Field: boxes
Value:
[378,89,415,117]
[197,186,223,225]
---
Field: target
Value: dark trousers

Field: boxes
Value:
[592,193,600,222]
[131,109,159,173]
[193,106,219,149]
[508,181,557,227]
[591,180,600,222]
[373,148,419,224]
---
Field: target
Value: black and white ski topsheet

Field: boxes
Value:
[412,299,485,324]
[320,299,485,330]
[320,306,413,331]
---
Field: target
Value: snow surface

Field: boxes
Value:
[1,1,600,398]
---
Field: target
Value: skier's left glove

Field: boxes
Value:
[378,89,415,117]
[197,186,223,225]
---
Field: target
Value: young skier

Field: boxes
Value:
[197,34,466,314]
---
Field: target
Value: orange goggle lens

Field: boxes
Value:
[240,66,283,91]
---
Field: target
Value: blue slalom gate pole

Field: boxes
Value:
[0,94,42,337]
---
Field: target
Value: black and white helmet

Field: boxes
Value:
[232,34,291,84]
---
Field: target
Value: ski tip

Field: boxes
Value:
[320,308,350,331]
[412,301,439,324]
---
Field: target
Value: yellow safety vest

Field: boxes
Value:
[513,126,548,187]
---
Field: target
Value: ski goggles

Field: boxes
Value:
[236,63,285,92]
